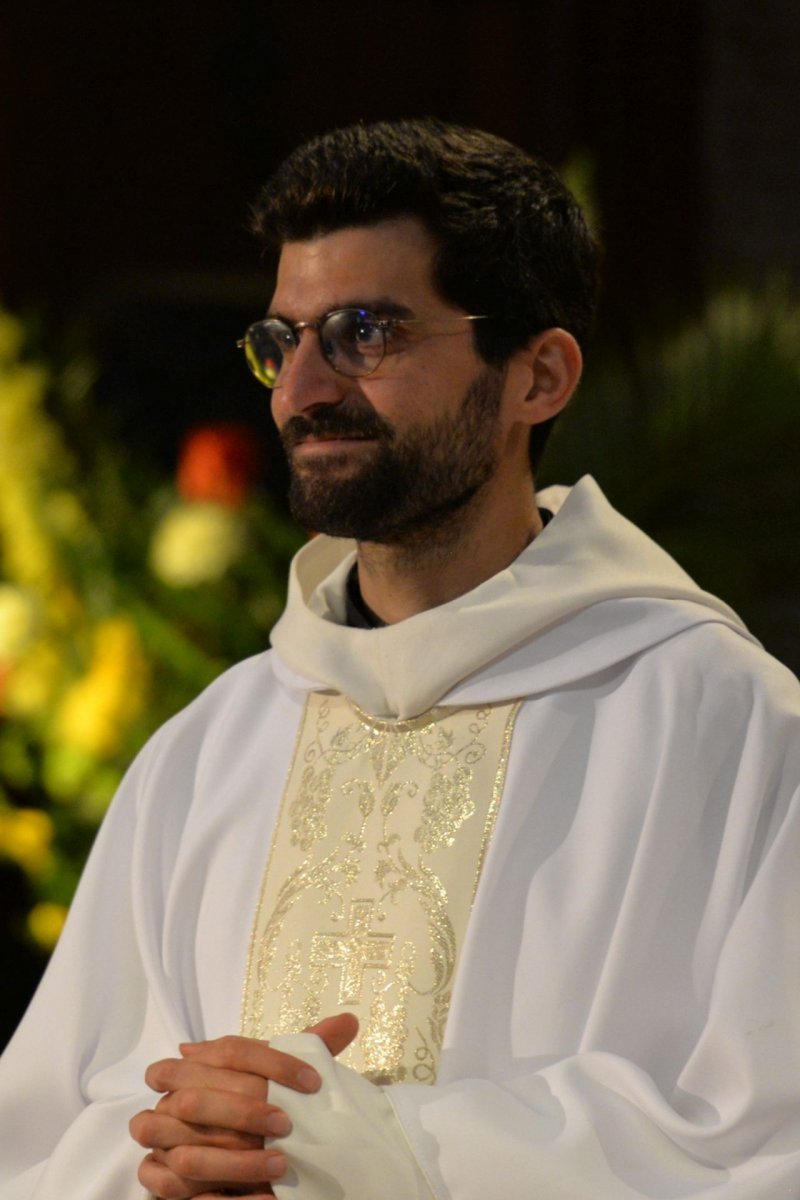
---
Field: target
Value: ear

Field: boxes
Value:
[506,328,583,427]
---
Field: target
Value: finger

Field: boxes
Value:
[138,1151,217,1198]
[191,1190,273,1200]
[130,1108,276,1152]
[304,1011,359,1057]
[152,1088,292,1139]
[153,1143,287,1186]
[178,1036,321,1093]
[193,1193,274,1199]
[146,1057,270,1098]
[139,1160,273,1199]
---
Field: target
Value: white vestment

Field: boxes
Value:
[2,476,800,1199]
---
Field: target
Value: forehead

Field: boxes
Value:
[270,217,442,317]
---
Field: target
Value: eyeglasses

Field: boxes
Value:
[237,308,488,389]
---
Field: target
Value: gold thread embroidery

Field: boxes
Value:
[416,766,475,852]
[360,939,416,1082]
[242,695,521,1082]
[311,899,395,1005]
[240,696,320,1029]
[473,701,521,898]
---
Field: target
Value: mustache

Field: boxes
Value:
[280,408,395,450]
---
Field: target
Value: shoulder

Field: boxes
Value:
[123,648,290,797]
[620,622,800,787]
[159,647,282,729]
[644,620,800,712]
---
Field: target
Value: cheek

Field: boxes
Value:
[359,365,457,422]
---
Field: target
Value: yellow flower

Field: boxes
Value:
[0,585,39,663]
[0,805,55,876]
[0,472,62,594]
[27,901,68,951]
[4,638,66,719]
[149,501,247,587]
[0,311,25,367]
[0,364,54,465]
[57,617,149,758]
[0,361,72,596]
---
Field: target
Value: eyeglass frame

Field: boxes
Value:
[237,308,489,389]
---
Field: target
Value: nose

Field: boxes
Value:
[271,327,348,420]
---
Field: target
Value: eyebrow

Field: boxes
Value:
[265,297,416,323]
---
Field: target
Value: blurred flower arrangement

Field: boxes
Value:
[0,311,302,955]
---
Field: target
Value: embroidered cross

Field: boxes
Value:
[311,900,395,1005]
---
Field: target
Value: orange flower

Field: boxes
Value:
[177,423,263,507]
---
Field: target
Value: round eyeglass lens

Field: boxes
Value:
[322,310,386,377]
[245,321,295,388]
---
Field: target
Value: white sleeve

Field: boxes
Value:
[0,749,171,1200]
[269,1034,435,1200]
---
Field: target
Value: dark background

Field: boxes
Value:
[3,0,799,468]
[1,0,799,1044]
[5,1,799,324]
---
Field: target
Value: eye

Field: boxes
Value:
[357,318,384,348]
[268,323,296,352]
[341,311,385,355]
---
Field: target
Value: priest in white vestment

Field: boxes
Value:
[2,119,800,1200]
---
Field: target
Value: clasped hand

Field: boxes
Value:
[130,1013,358,1199]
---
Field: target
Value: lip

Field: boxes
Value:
[292,435,375,456]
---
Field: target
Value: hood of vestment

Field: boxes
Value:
[269,475,756,719]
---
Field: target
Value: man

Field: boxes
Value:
[2,119,800,1199]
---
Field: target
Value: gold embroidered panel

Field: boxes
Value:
[242,694,519,1084]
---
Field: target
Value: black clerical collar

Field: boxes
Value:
[345,564,386,629]
[343,508,553,630]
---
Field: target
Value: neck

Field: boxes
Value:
[355,478,542,624]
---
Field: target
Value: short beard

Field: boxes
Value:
[281,369,504,545]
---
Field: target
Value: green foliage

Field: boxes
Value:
[544,284,800,670]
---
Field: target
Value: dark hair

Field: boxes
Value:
[251,118,600,471]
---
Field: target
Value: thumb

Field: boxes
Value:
[304,1012,359,1057]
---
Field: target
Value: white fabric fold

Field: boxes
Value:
[270,476,751,718]
[269,1034,435,1200]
